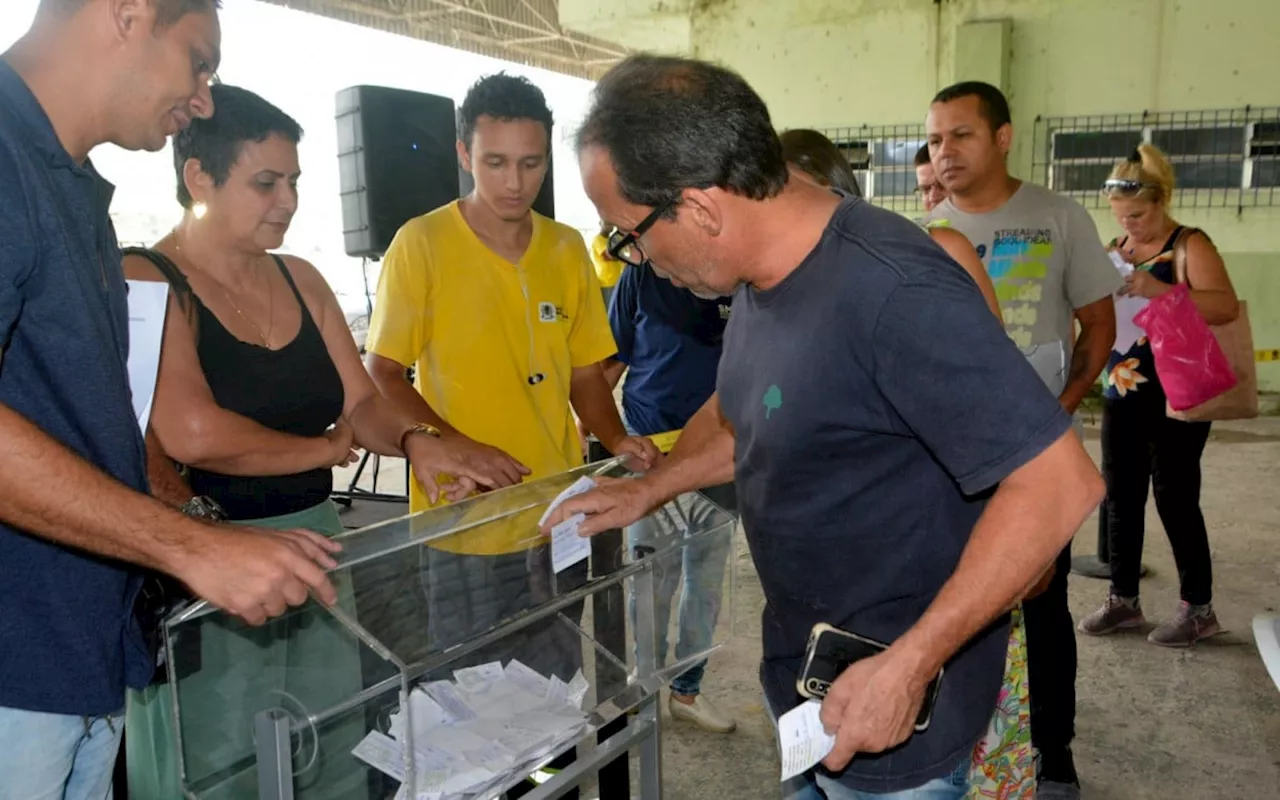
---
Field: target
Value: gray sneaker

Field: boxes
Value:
[1037,780,1082,800]
[1078,594,1146,635]
[1148,601,1222,647]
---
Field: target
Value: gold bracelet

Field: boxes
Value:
[400,422,442,453]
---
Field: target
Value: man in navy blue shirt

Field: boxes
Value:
[603,261,737,733]
[551,55,1105,798]
[0,3,343,796]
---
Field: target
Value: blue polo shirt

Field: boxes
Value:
[608,262,731,436]
[0,60,153,715]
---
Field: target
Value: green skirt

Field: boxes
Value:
[126,500,370,800]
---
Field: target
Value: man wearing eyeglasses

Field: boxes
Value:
[914,144,948,212]
[925,81,1120,800]
[547,55,1105,800]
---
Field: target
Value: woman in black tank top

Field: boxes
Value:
[1079,145,1239,649]
[119,85,512,800]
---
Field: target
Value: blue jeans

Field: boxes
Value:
[765,698,969,800]
[0,705,124,800]
[626,484,734,696]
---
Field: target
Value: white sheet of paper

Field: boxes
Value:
[422,681,476,722]
[777,700,837,782]
[387,687,452,741]
[352,730,406,782]
[551,513,590,573]
[545,675,569,706]
[381,665,596,800]
[1109,250,1150,354]
[453,662,505,694]
[567,669,590,710]
[469,681,548,719]
[504,659,552,697]
[538,476,597,527]
[125,280,169,433]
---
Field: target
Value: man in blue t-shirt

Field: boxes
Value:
[0,4,344,795]
[550,55,1106,798]
[602,261,737,733]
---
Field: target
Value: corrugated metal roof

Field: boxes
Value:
[259,0,627,80]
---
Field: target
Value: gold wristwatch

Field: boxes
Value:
[400,422,442,453]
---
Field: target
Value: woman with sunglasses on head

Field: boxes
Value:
[1079,143,1239,647]
[122,83,512,800]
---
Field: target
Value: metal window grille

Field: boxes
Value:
[1031,107,1280,211]
[816,124,928,214]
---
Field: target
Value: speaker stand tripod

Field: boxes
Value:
[330,449,410,508]
[331,258,410,508]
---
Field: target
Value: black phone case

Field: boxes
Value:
[796,623,944,732]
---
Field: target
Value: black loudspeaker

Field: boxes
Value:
[336,85,460,259]
[457,148,556,220]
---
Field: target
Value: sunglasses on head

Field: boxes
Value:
[1102,178,1157,196]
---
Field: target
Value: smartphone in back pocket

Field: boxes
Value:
[796,622,944,732]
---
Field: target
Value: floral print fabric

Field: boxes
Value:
[1103,236,1177,401]
[966,606,1034,799]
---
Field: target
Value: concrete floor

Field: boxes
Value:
[336,416,1280,799]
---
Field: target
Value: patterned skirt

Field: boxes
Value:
[966,605,1035,799]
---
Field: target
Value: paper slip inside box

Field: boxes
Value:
[453,662,504,694]
[778,699,837,782]
[504,659,551,697]
[353,730,407,782]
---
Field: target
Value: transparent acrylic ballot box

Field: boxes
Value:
[163,457,738,800]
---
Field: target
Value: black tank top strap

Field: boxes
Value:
[122,246,200,333]
[271,254,306,306]
[270,254,325,338]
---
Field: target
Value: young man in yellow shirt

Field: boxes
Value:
[365,73,657,679]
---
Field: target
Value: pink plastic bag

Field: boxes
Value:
[1133,284,1237,412]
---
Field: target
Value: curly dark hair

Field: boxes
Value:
[575,54,788,215]
[173,83,303,208]
[457,73,554,152]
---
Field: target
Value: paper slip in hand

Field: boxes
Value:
[538,476,597,527]
[778,700,836,782]
[551,513,591,573]
[1109,250,1150,354]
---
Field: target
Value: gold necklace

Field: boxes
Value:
[173,230,275,346]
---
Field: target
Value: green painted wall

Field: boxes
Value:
[683,0,1280,388]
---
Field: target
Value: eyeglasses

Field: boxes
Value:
[1102,178,1156,196]
[606,195,679,267]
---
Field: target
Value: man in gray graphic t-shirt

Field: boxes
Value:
[925,81,1120,800]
